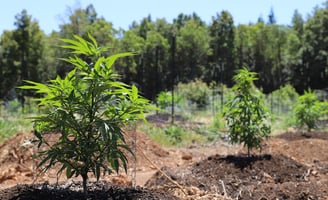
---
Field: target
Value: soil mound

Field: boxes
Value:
[146,154,328,199]
[0,180,179,200]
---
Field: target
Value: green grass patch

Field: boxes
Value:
[139,123,207,147]
[270,114,296,136]
[0,113,34,144]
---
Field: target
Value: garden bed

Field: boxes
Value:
[0,130,328,199]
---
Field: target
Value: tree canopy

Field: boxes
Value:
[1,3,328,102]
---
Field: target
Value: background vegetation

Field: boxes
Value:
[1,3,328,103]
[1,2,328,146]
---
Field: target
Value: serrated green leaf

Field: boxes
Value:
[88,33,98,49]
[106,52,134,68]
[94,57,105,71]
[66,164,73,178]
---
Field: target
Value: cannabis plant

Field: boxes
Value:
[19,34,149,193]
[293,89,328,132]
[223,68,271,156]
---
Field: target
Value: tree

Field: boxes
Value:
[268,7,277,24]
[124,17,171,100]
[288,10,305,91]
[173,12,205,30]
[37,31,59,83]
[19,34,149,194]
[286,28,303,90]
[14,10,45,107]
[247,22,289,93]
[208,11,236,86]
[138,15,153,39]
[302,4,328,90]
[141,31,170,100]
[235,24,253,69]
[175,19,210,82]
[56,4,117,77]
[247,22,267,89]
[223,68,271,156]
[14,10,30,87]
[23,19,45,83]
[0,10,44,102]
[292,10,304,36]
[0,30,19,99]
[117,30,145,85]
[266,24,289,91]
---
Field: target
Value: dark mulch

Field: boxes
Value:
[0,181,179,200]
[146,154,328,199]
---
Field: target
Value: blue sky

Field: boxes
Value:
[1,0,326,34]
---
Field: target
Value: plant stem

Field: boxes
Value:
[248,147,250,157]
[82,173,88,194]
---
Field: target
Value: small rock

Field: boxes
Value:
[311,170,318,176]
[262,172,274,183]
[186,186,204,196]
[182,154,192,161]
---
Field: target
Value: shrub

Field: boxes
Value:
[267,84,299,115]
[210,113,226,130]
[19,34,149,193]
[176,79,210,109]
[164,125,184,145]
[223,68,271,156]
[156,91,171,109]
[156,90,182,110]
[293,89,328,132]
[6,99,21,113]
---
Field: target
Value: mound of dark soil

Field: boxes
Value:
[146,154,328,199]
[0,181,179,200]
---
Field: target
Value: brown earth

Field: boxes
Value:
[145,131,328,199]
[0,125,328,199]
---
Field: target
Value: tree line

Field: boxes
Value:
[0,2,328,103]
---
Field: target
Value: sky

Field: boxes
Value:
[1,0,326,34]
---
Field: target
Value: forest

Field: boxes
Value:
[0,2,327,103]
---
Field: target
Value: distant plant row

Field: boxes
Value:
[157,79,328,129]
[156,68,328,155]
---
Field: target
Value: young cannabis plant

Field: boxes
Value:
[223,68,271,156]
[293,89,328,132]
[19,34,149,193]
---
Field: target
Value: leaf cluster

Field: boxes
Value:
[176,79,210,108]
[267,84,299,114]
[156,90,183,111]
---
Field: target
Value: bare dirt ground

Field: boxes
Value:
[0,125,328,199]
